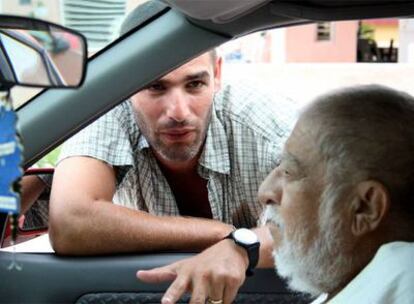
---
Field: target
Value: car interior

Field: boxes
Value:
[1,0,414,303]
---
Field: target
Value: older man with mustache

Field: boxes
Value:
[139,84,414,304]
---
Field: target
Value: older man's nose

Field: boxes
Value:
[167,90,191,122]
[258,170,282,206]
[258,189,280,206]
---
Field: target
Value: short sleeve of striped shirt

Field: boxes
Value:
[58,101,136,168]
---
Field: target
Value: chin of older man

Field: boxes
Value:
[138,85,414,304]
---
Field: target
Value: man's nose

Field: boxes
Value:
[166,89,191,122]
[258,169,282,206]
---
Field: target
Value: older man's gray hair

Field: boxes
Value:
[303,84,414,236]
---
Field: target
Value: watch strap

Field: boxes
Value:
[225,230,260,276]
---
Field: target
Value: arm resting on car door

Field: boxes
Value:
[49,156,234,255]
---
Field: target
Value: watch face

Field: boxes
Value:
[233,228,259,245]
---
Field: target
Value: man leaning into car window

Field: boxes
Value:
[49,0,296,265]
[138,85,414,304]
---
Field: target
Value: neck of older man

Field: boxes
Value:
[327,217,405,299]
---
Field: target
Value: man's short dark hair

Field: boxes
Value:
[120,0,168,36]
[120,1,217,64]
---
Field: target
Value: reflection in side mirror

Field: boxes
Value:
[0,15,87,88]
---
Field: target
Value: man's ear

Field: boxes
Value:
[350,180,390,236]
[214,56,222,92]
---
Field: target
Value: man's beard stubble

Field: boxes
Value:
[134,108,212,162]
[262,186,355,298]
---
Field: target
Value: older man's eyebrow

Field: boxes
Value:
[281,152,304,171]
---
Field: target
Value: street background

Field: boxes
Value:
[222,63,414,107]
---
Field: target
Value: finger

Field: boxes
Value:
[161,276,190,304]
[189,275,209,304]
[222,285,240,304]
[137,266,177,284]
[222,274,244,304]
[208,273,225,304]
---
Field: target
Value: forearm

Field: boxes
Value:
[49,199,234,255]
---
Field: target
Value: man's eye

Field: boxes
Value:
[187,80,204,89]
[278,164,290,177]
[147,83,165,92]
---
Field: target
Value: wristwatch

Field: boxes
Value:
[225,228,260,276]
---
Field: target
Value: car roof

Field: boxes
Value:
[17,0,414,167]
[166,0,414,22]
[169,0,414,37]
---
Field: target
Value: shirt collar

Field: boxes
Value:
[137,133,150,151]
[310,293,328,304]
[199,102,230,175]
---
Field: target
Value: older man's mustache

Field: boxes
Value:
[260,205,284,230]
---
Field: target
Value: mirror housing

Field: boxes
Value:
[0,15,87,89]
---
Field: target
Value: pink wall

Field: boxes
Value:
[286,21,359,62]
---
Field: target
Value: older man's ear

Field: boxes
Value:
[350,181,390,236]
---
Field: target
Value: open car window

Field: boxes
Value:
[9,15,414,248]
[32,16,414,169]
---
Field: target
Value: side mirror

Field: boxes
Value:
[0,15,87,89]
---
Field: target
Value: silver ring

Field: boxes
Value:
[207,299,223,304]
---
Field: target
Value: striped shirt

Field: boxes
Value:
[59,82,297,228]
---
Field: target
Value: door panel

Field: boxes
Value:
[0,251,308,303]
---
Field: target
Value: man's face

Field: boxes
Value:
[259,118,354,296]
[131,53,221,163]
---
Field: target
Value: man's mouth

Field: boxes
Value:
[160,128,196,141]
